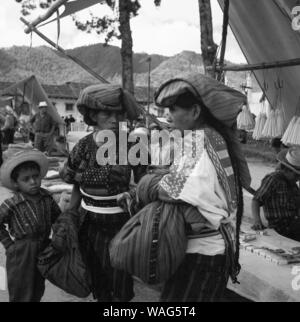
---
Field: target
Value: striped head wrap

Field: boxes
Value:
[154,73,246,128]
[77,84,140,125]
[154,73,251,189]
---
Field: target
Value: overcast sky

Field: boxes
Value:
[0,0,246,63]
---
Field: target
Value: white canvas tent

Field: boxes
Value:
[218,0,300,126]
[0,75,63,124]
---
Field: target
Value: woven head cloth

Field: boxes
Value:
[76,84,141,125]
[154,73,247,128]
[155,73,251,189]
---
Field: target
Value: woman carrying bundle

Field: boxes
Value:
[152,74,251,302]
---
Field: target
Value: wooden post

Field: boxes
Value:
[24,0,69,34]
[209,57,300,72]
[217,0,230,82]
[147,57,151,114]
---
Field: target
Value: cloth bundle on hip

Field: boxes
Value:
[109,171,190,285]
[109,171,210,285]
[109,200,187,285]
[37,210,91,298]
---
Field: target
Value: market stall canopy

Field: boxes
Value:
[38,0,103,28]
[218,0,300,125]
[0,75,63,124]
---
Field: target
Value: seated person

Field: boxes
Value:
[252,147,300,241]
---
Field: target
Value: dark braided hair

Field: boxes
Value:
[175,91,244,273]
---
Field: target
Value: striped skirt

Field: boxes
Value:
[79,208,134,302]
[160,253,229,302]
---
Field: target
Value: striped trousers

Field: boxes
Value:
[161,253,229,302]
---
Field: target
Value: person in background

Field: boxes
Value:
[252,147,300,241]
[30,101,56,155]
[1,106,17,145]
[0,148,61,302]
[69,114,76,125]
[64,115,71,132]
[19,102,32,143]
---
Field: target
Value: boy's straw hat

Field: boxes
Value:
[0,148,49,190]
[277,147,300,175]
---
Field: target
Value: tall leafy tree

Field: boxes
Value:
[15,0,161,94]
[198,0,218,78]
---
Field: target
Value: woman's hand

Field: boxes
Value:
[117,192,133,216]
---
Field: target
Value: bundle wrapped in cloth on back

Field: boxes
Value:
[110,73,251,302]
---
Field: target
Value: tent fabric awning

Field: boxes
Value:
[218,0,300,125]
[0,75,63,124]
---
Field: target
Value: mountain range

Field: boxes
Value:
[0,43,260,91]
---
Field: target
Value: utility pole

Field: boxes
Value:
[146,57,152,128]
[147,57,152,114]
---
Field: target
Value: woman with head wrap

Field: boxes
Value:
[60,84,145,302]
[153,73,251,302]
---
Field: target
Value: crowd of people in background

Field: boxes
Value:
[0,101,83,158]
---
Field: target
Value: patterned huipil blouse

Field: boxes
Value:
[61,133,134,212]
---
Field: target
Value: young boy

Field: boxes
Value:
[0,148,61,302]
[252,147,300,241]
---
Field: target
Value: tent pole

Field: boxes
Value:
[217,0,230,82]
[20,17,109,84]
[209,57,300,72]
[24,0,68,34]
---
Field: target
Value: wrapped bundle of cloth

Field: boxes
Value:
[252,112,267,140]
[286,117,300,146]
[275,108,286,138]
[37,210,92,298]
[237,104,255,131]
[109,170,211,285]
[282,116,299,146]
[262,110,278,138]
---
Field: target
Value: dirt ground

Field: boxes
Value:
[0,158,275,302]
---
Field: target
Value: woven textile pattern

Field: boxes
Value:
[154,73,246,128]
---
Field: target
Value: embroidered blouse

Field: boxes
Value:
[159,129,237,256]
[61,133,146,208]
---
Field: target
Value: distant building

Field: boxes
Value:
[0,80,160,120]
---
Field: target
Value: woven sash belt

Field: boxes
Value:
[80,188,124,214]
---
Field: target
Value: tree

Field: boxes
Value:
[198,0,218,78]
[15,0,161,94]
